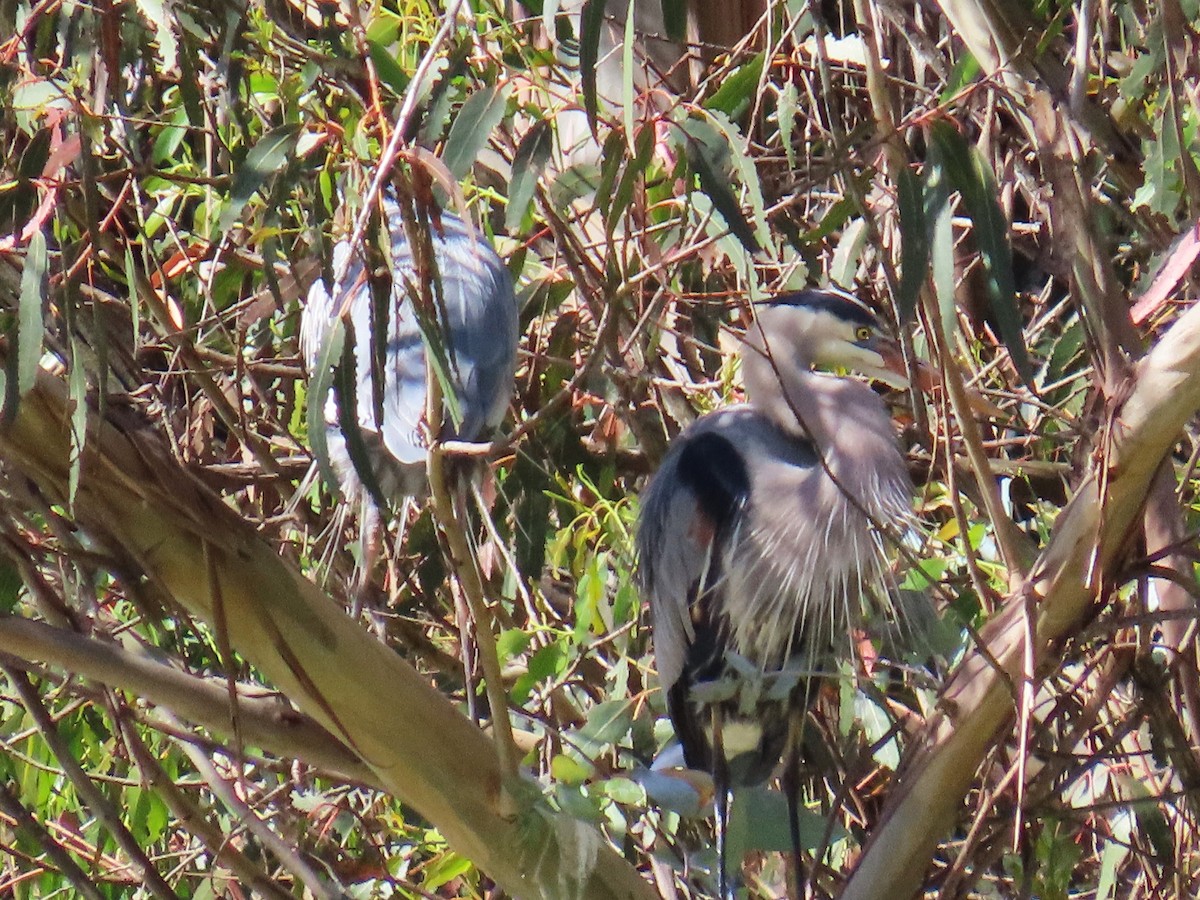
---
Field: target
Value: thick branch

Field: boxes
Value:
[0,616,378,787]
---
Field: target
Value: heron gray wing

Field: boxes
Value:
[375,202,519,464]
[422,214,520,441]
[637,408,762,693]
[302,196,519,503]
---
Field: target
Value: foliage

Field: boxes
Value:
[0,0,1199,897]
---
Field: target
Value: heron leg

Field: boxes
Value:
[715,782,734,900]
[782,741,805,900]
[350,495,383,622]
[711,710,735,900]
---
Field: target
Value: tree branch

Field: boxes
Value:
[0,615,378,787]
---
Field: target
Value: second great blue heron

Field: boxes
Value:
[301,195,519,587]
[636,289,915,897]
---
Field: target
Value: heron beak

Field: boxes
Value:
[870,337,912,390]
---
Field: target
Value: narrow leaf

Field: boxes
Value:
[442,85,509,181]
[367,40,410,97]
[706,109,771,248]
[924,144,956,338]
[18,230,46,397]
[595,129,628,223]
[621,0,636,145]
[607,123,654,236]
[219,124,300,232]
[705,52,765,120]
[676,115,760,252]
[778,80,798,170]
[930,121,1031,380]
[830,218,867,288]
[507,120,553,230]
[896,164,929,323]
[68,336,87,512]
[580,0,607,134]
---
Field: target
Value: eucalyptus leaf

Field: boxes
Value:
[219,124,300,232]
[443,85,509,181]
[580,0,608,134]
[17,230,46,398]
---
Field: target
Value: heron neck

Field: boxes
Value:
[739,334,907,520]
[739,337,828,443]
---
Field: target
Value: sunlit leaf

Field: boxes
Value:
[442,85,509,181]
[507,119,553,230]
[676,114,759,252]
[17,230,46,398]
[705,52,765,120]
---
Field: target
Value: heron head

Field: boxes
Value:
[751,288,909,390]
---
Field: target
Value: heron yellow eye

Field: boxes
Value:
[855,326,872,342]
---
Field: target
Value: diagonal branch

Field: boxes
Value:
[0,615,378,787]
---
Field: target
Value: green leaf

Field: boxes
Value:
[923,143,955,338]
[595,129,627,222]
[676,114,760,252]
[442,85,509,181]
[830,217,867,288]
[506,119,553,230]
[577,698,633,748]
[622,0,636,144]
[730,786,841,855]
[705,109,770,248]
[705,52,765,120]
[895,164,928,322]
[219,124,300,232]
[580,0,608,134]
[940,53,981,104]
[803,195,855,243]
[367,40,410,97]
[68,336,87,512]
[595,776,643,804]
[497,629,531,661]
[18,230,46,398]
[551,753,594,785]
[929,121,1031,381]
[606,122,654,237]
[422,851,473,891]
[777,80,798,169]
[0,559,22,613]
[511,641,567,704]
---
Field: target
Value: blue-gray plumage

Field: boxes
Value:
[301,197,519,515]
[636,288,914,897]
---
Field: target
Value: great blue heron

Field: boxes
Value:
[636,288,914,898]
[301,194,519,591]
